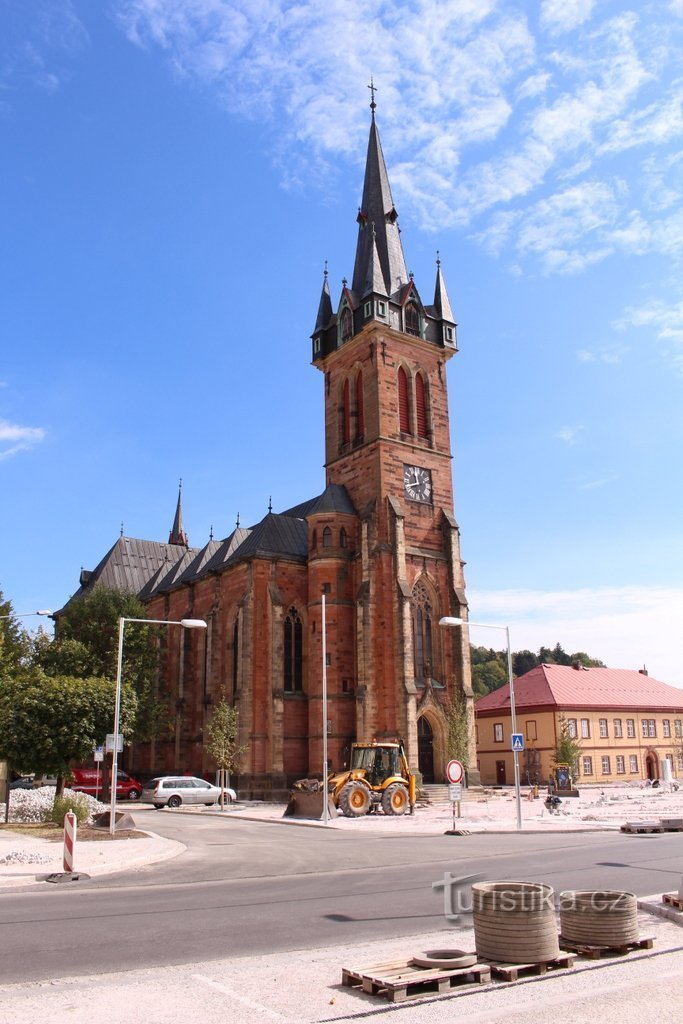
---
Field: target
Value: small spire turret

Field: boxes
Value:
[168,478,189,547]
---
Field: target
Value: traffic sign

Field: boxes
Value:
[511,733,524,752]
[448,783,463,802]
[445,759,464,784]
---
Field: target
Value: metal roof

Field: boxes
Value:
[71,537,191,602]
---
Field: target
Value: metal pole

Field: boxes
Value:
[505,626,522,831]
[110,617,125,836]
[322,592,328,826]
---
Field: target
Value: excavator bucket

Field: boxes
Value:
[283,790,337,820]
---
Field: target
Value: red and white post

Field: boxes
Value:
[63,811,77,874]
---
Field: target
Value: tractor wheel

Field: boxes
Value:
[381,783,409,816]
[338,781,371,817]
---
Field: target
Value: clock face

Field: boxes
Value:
[404,465,432,503]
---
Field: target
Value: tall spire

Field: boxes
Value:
[168,478,189,547]
[433,251,455,323]
[313,261,333,332]
[351,87,408,299]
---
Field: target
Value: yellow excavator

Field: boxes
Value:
[284,739,417,819]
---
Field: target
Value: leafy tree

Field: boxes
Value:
[0,590,32,676]
[512,650,538,677]
[34,588,161,741]
[553,714,582,780]
[471,659,508,697]
[0,671,137,796]
[444,689,470,769]
[204,697,245,807]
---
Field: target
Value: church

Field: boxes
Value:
[68,99,476,797]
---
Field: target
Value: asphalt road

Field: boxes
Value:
[2,810,681,985]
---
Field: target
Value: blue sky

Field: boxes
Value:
[2,0,682,685]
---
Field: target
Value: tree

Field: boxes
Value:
[0,590,32,676]
[204,697,245,808]
[471,659,508,697]
[512,650,538,677]
[444,689,470,770]
[0,670,137,795]
[553,714,582,781]
[34,588,161,741]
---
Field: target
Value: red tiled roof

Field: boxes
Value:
[475,664,683,714]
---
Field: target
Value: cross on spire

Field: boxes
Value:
[368,77,377,114]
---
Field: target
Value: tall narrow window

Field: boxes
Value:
[232,618,239,690]
[341,378,350,445]
[339,527,348,548]
[355,371,364,440]
[322,526,332,547]
[405,301,419,336]
[413,583,434,680]
[415,373,428,438]
[284,607,303,692]
[340,306,353,342]
[398,367,410,433]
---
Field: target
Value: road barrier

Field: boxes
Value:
[63,811,77,873]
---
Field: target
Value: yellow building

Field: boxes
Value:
[475,664,683,786]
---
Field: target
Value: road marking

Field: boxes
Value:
[192,974,294,1022]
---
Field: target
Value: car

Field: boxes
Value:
[9,776,34,790]
[70,768,143,801]
[141,776,236,809]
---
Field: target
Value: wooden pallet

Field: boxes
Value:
[620,821,662,834]
[663,893,683,910]
[559,936,654,959]
[480,953,576,982]
[341,956,490,1003]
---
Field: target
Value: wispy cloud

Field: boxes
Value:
[554,426,583,445]
[0,419,46,461]
[579,474,619,490]
[113,1,683,276]
[0,0,88,97]
[614,299,683,373]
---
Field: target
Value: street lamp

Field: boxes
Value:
[439,616,523,831]
[0,609,52,619]
[321,592,329,826]
[111,616,207,835]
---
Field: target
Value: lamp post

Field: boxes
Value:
[0,609,52,619]
[110,616,207,835]
[321,592,329,826]
[439,616,523,831]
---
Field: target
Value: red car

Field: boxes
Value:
[70,768,143,801]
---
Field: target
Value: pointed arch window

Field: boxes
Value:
[413,583,434,681]
[322,526,332,548]
[415,373,428,439]
[340,527,348,549]
[284,607,303,692]
[405,301,420,337]
[341,378,351,445]
[398,366,411,434]
[340,307,353,343]
[232,617,240,691]
[355,370,364,440]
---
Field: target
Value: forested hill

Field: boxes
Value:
[471,643,605,697]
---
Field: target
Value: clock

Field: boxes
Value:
[404,464,432,503]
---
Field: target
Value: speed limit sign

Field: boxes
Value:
[446,759,464,784]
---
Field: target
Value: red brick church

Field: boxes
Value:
[67,101,476,797]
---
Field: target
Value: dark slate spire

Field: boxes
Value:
[314,262,333,332]
[433,251,455,323]
[351,90,408,300]
[168,479,189,547]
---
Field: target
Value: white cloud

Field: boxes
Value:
[540,0,596,36]
[614,299,683,373]
[0,0,88,94]
[468,586,683,688]
[554,426,583,444]
[578,473,619,490]
[0,419,46,461]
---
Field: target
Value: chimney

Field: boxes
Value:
[639,665,649,676]
[572,662,582,671]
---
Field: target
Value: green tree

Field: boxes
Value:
[444,689,470,769]
[0,590,32,676]
[512,650,538,677]
[471,659,508,697]
[34,588,161,741]
[204,697,245,807]
[0,671,137,795]
[553,714,582,780]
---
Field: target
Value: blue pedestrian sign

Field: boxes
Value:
[511,733,524,752]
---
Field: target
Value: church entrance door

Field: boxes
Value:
[418,717,434,783]
[646,753,658,781]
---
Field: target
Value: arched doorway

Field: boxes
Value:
[418,716,434,783]
[646,752,658,781]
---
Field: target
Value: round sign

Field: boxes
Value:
[446,759,464,784]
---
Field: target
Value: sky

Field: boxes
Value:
[1,0,682,686]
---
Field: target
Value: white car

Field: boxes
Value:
[142,776,236,809]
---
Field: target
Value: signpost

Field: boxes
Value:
[446,760,465,827]
[511,733,524,752]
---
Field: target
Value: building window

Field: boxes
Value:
[284,607,303,693]
[412,582,433,680]
[663,719,671,738]
[526,720,537,741]
[321,582,331,594]
[494,723,504,743]
[377,300,387,317]
[398,366,411,433]
[582,756,593,775]
[339,527,348,549]
[568,719,578,739]
[322,526,332,548]
[405,301,420,336]
[601,756,611,775]
[599,718,608,738]
[355,371,364,440]
[363,301,371,318]
[614,718,623,738]
[675,719,683,738]
[678,753,683,771]
[629,755,638,773]
[581,719,590,738]
[445,325,454,342]
[616,755,625,774]
[341,378,350,445]
[642,719,656,738]
[626,718,635,738]
[232,618,239,690]
[415,373,428,439]
[313,337,321,354]
[340,306,353,342]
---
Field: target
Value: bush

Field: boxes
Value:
[48,792,93,826]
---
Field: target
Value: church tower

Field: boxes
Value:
[311,92,476,783]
